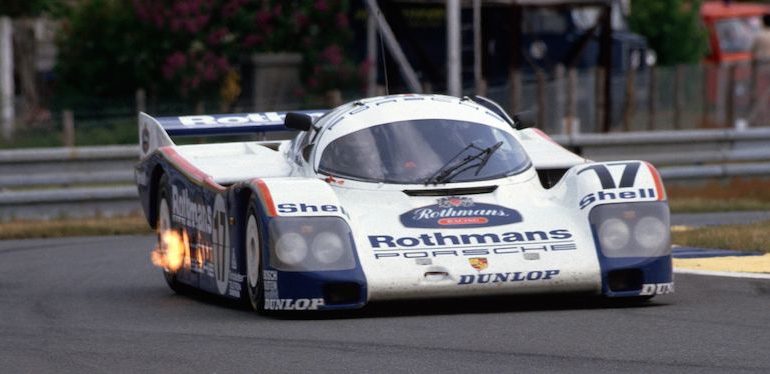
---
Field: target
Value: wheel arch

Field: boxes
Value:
[147,164,166,229]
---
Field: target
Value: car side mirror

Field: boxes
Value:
[470,95,515,127]
[513,110,536,130]
[284,112,313,131]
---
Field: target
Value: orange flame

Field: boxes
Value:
[151,230,189,272]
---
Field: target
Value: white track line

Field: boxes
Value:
[675,268,770,280]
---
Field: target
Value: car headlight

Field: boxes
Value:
[269,217,356,271]
[312,231,345,264]
[275,232,308,265]
[598,218,630,253]
[590,202,670,258]
[634,216,667,251]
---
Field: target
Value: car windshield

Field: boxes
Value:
[318,119,531,184]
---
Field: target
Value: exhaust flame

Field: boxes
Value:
[151,230,189,272]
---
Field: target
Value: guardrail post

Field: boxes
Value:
[565,67,578,134]
[673,64,683,130]
[726,64,737,129]
[648,65,656,131]
[62,110,75,147]
[0,17,13,141]
[136,88,146,113]
[536,67,546,129]
[596,67,606,132]
[623,61,637,131]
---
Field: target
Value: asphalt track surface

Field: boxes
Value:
[1,235,769,373]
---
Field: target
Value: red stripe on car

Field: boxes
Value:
[254,179,277,217]
[644,161,666,201]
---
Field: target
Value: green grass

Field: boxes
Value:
[672,220,770,253]
[0,118,136,149]
[0,215,152,240]
[667,177,770,213]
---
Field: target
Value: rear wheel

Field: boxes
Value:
[245,202,265,313]
[157,174,183,293]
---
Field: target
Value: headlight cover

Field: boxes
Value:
[589,202,670,258]
[268,217,356,271]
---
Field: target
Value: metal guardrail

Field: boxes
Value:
[2,127,770,220]
[552,127,770,179]
[0,145,141,221]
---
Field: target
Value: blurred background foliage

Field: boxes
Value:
[628,0,709,66]
[0,0,63,17]
[53,0,363,107]
[0,0,724,148]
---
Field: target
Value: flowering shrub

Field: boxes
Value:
[56,0,364,105]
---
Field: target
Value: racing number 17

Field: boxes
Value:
[578,162,640,190]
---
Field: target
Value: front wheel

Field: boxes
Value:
[245,204,265,313]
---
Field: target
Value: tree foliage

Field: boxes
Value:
[628,0,708,66]
[55,0,150,100]
[0,0,61,17]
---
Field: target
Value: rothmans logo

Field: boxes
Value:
[399,196,522,229]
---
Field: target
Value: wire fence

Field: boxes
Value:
[4,61,770,149]
[485,62,770,134]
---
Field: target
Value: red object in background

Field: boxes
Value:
[700,1,770,126]
[701,1,770,64]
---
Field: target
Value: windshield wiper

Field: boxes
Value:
[424,141,503,185]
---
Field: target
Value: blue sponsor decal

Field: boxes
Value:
[400,196,522,228]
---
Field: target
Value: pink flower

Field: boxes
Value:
[321,44,343,66]
[336,12,348,28]
[207,28,228,45]
[243,34,263,48]
[294,13,309,29]
[162,52,187,79]
[153,13,164,28]
[314,0,328,12]
[203,64,217,81]
[256,10,272,25]
[222,0,241,19]
[170,18,182,32]
[185,19,197,33]
[216,56,229,70]
[173,2,190,15]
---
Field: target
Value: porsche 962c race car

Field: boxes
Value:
[135,94,672,313]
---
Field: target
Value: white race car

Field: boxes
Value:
[135,94,672,313]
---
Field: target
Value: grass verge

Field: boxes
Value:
[667,178,770,213]
[671,219,770,253]
[0,215,152,240]
[3,214,767,256]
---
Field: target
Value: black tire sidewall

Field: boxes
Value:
[157,173,182,292]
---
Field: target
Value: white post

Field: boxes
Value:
[0,17,14,141]
[366,12,378,97]
[364,0,422,93]
[447,0,462,97]
[473,0,483,95]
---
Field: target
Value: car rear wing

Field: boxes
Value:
[138,110,327,159]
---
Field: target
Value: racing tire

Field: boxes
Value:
[157,174,183,293]
[245,200,265,313]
